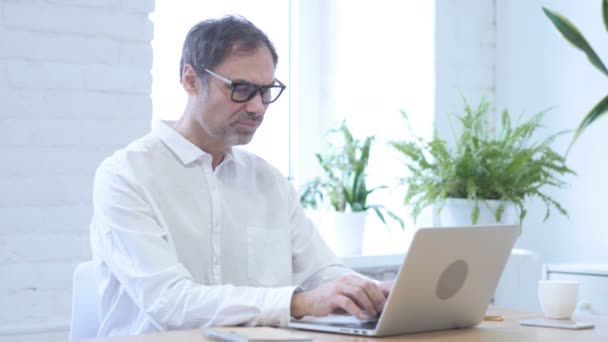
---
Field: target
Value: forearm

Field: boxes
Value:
[148,278,299,329]
[290,291,308,318]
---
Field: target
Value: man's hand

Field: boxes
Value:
[378,279,395,297]
[291,274,392,320]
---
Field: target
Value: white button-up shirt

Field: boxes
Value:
[90,121,352,337]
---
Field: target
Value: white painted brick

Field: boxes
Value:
[83,9,153,41]
[4,61,85,90]
[436,62,495,91]
[435,0,497,144]
[3,2,153,41]
[0,28,121,64]
[1,261,77,291]
[0,290,71,326]
[446,65,495,90]
[0,175,93,207]
[455,24,496,45]
[119,41,153,69]
[46,0,114,8]
[442,45,495,66]
[83,65,152,93]
[46,0,155,13]
[0,118,149,147]
[0,233,91,263]
[4,61,151,92]
[0,0,153,337]
[120,0,155,14]
[0,331,69,342]
[0,88,151,119]
[0,146,110,177]
[3,2,87,35]
[0,62,5,84]
[0,205,91,235]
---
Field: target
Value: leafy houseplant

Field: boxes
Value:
[300,120,404,229]
[543,0,608,146]
[389,98,576,225]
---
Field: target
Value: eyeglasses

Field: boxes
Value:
[204,68,286,104]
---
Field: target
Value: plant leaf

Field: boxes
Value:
[604,0,608,33]
[471,203,480,225]
[570,94,608,147]
[543,7,608,77]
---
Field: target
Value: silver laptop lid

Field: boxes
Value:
[375,224,520,336]
[289,224,520,337]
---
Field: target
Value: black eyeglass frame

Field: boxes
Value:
[204,68,286,104]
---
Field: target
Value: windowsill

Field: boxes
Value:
[341,253,405,271]
[544,263,608,277]
[341,248,535,271]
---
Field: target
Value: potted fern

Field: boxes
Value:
[389,97,575,226]
[300,120,404,256]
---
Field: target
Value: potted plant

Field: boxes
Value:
[389,97,576,226]
[300,120,404,255]
[543,0,608,147]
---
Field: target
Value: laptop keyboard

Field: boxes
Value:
[294,314,379,329]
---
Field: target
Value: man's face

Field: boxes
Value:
[191,46,276,149]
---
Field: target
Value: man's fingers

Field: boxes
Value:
[379,280,395,297]
[347,276,386,314]
[341,283,378,318]
[299,274,391,320]
[334,294,367,320]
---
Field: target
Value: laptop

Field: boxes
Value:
[288,224,520,337]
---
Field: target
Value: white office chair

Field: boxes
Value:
[70,261,101,340]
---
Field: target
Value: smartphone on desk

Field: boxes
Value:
[203,326,313,342]
[520,318,595,330]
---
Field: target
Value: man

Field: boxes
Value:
[90,15,392,337]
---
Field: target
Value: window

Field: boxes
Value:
[316,0,436,253]
[151,1,435,254]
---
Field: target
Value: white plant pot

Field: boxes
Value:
[316,211,368,257]
[437,198,517,227]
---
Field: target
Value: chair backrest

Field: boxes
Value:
[70,261,101,340]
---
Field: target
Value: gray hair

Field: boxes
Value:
[179,15,279,83]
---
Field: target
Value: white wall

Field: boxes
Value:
[435,0,496,144]
[496,0,608,266]
[496,0,608,309]
[497,0,608,262]
[0,1,154,340]
[438,0,608,311]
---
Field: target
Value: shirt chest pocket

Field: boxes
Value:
[247,226,292,287]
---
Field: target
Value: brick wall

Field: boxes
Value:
[435,0,496,142]
[0,0,154,340]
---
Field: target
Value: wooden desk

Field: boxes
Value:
[82,308,608,342]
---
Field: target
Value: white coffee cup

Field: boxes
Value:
[538,280,579,319]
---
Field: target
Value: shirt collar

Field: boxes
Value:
[155,120,246,167]
[223,148,246,167]
[156,121,204,165]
